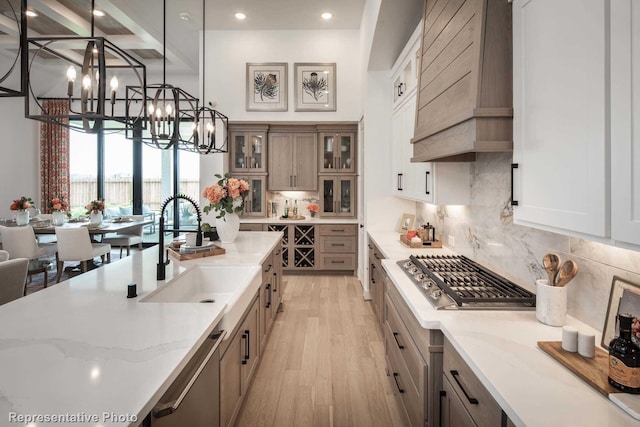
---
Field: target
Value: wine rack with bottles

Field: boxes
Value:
[267,224,290,268]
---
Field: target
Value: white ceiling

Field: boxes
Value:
[0,0,422,78]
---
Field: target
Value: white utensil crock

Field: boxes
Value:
[536,279,567,326]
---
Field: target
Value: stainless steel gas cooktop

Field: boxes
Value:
[398,255,536,310]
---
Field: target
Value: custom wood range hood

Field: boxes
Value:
[411,0,513,162]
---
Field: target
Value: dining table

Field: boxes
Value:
[0,217,154,237]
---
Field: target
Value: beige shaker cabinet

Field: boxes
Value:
[317,131,356,174]
[229,125,268,174]
[319,175,356,218]
[219,295,260,427]
[268,132,318,191]
[236,175,267,218]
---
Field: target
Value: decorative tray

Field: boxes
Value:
[280,215,305,220]
[399,235,442,248]
[167,245,225,261]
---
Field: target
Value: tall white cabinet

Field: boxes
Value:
[512,0,608,237]
[611,0,640,245]
[391,24,470,206]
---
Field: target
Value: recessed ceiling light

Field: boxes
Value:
[179,12,191,21]
[235,12,246,20]
[321,12,333,20]
[92,9,105,17]
[25,9,38,17]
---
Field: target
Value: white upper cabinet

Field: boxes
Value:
[512,0,609,237]
[611,0,640,246]
[391,22,470,206]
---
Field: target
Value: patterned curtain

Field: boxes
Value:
[40,100,70,213]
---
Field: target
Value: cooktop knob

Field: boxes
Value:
[403,261,413,269]
[430,290,442,299]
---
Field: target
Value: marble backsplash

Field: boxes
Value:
[266,191,320,218]
[415,152,640,331]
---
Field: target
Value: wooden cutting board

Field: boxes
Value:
[537,341,619,396]
[167,245,225,261]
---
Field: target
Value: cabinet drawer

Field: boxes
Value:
[318,224,356,236]
[317,254,356,270]
[319,236,356,253]
[443,339,501,427]
[385,293,426,396]
[385,321,423,427]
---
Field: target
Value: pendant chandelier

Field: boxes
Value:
[23,0,147,133]
[125,0,198,150]
[0,0,25,97]
[178,0,228,154]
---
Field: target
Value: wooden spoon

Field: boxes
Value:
[555,260,578,287]
[543,253,561,285]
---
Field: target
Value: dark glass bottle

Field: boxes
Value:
[608,313,640,393]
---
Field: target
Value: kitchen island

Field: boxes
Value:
[369,230,637,426]
[0,231,281,427]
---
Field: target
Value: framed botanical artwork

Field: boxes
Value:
[246,63,288,111]
[601,276,640,350]
[397,213,415,233]
[294,63,336,112]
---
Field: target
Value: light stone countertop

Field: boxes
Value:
[240,217,358,225]
[368,230,636,426]
[0,231,281,427]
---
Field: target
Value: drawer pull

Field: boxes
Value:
[331,260,345,264]
[374,253,381,260]
[392,332,405,349]
[368,244,372,249]
[392,373,405,394]
[450,370,479,405]
[264,264,272,273]
[331,243,345,247]
[331,228,345,232]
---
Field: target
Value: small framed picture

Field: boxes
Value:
[398,213,415,233]
[601,276,640,350]
[294,63,336,112]
[246,63,288,112]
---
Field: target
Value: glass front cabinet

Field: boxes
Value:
[238,175,267,217]
[319,176,356,217]
[318,132,356,174]
[229,127,268,174]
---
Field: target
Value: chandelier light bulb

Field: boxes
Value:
[110,76,118,91]
[155,108,162,119]
[206,122,214,133]
[148,103,155,115]
[165,103,173,116]
[82,74,91,90]
[66,66,76,82]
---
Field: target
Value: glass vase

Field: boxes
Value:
[15,209,29,225]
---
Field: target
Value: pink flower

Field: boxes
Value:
[238,179,250,193]
[203,184,225,205]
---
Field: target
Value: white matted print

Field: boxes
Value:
[294,63,336,112]
[246,63,287,111]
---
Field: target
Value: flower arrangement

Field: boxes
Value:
[86,199,105,215]
[49,197,68,212]
[10,196,33,211]
[307,203,319,213]
[202,173,250,220]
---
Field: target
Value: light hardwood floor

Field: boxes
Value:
[235,274,408,427]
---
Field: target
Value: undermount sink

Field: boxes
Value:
[140,265,260,305]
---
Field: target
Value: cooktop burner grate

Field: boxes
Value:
[408,254,536,308]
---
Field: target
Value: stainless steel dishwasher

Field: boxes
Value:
[150,330,226,427]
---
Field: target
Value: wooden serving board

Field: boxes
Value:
[400,235,443,248]
[537,341,618,396]
[280,214,305,220]
[167,245,225,261]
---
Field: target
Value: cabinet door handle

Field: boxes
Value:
[245,330,250,362]
[266,283,272,308]
[511,163,519,206]
[398,82,404,96]
[264,264,272,273]
[241,332,248,365]
[450,370,479,404]
[392,332,405,349]
[374,253,381,260]
[425,171,431,195]
[392,372,405,394]
[367,244,372,249]
[273,272,277,292]
[334,157,337,170]
[397,173,403,191]
[294,175,297,187]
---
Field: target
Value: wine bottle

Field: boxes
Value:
[283,200,289,218]
[293,200,298,216]
[608,313,640,393]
